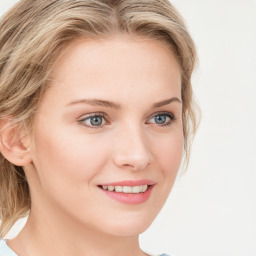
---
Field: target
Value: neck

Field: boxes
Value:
[8,208,146,256]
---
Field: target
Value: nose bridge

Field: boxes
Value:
[112,121,153,170]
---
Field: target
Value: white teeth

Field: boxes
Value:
[103,185,114,191]
[101,185,149,193]
[142,185,147,192]
[123,186,132,193]
[108,185,114,191]
[132,186,141,193]
[115,186,123,192]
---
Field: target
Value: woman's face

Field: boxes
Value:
[25,36,183,236]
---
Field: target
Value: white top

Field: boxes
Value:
[0,240,17,256]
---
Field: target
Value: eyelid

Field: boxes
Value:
[78,112,107,120]
[147,111,175,120]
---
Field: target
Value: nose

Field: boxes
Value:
[112,124,153,171]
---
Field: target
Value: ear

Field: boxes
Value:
[0,119,32,166]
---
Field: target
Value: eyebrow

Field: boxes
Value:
[67,97,181,109]
[153,97,181,107]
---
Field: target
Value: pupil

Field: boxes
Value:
[91,116,102,126]
[155,115,166,124]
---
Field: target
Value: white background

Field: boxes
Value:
[1,1,256,256]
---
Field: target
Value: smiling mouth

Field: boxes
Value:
[98,181,154,204]
[98,185,151,193]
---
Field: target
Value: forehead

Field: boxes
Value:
[53,36,180,76]
[45,36,182,106]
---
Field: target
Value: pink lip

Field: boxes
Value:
[100,179,155,186]
[98,180,155,205]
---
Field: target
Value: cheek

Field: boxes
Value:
[152,130,184,177]
[143,130,183,222]
[30,125,110,192]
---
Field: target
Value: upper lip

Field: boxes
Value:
[99,179,155,186]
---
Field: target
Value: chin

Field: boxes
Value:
[107,225,149,237]
[101,214,156,237]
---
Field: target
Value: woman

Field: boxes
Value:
[0,0,198,255]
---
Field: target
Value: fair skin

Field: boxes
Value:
[7,36,183,256]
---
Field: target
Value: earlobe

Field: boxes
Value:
[0,119,32,166]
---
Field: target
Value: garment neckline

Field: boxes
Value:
[0,239,18,256]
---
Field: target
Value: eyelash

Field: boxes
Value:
[77,111,176,129]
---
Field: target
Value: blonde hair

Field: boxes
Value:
[0,0,199,237]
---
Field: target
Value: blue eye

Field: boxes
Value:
[89,116,103,126]
[149,112,175,126]
[154,115,167,124]
[78,112,175,128]
[78,114,107,128]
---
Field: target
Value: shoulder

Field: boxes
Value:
[0,239,18,256]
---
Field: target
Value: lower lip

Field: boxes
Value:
[100,185,154,204]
